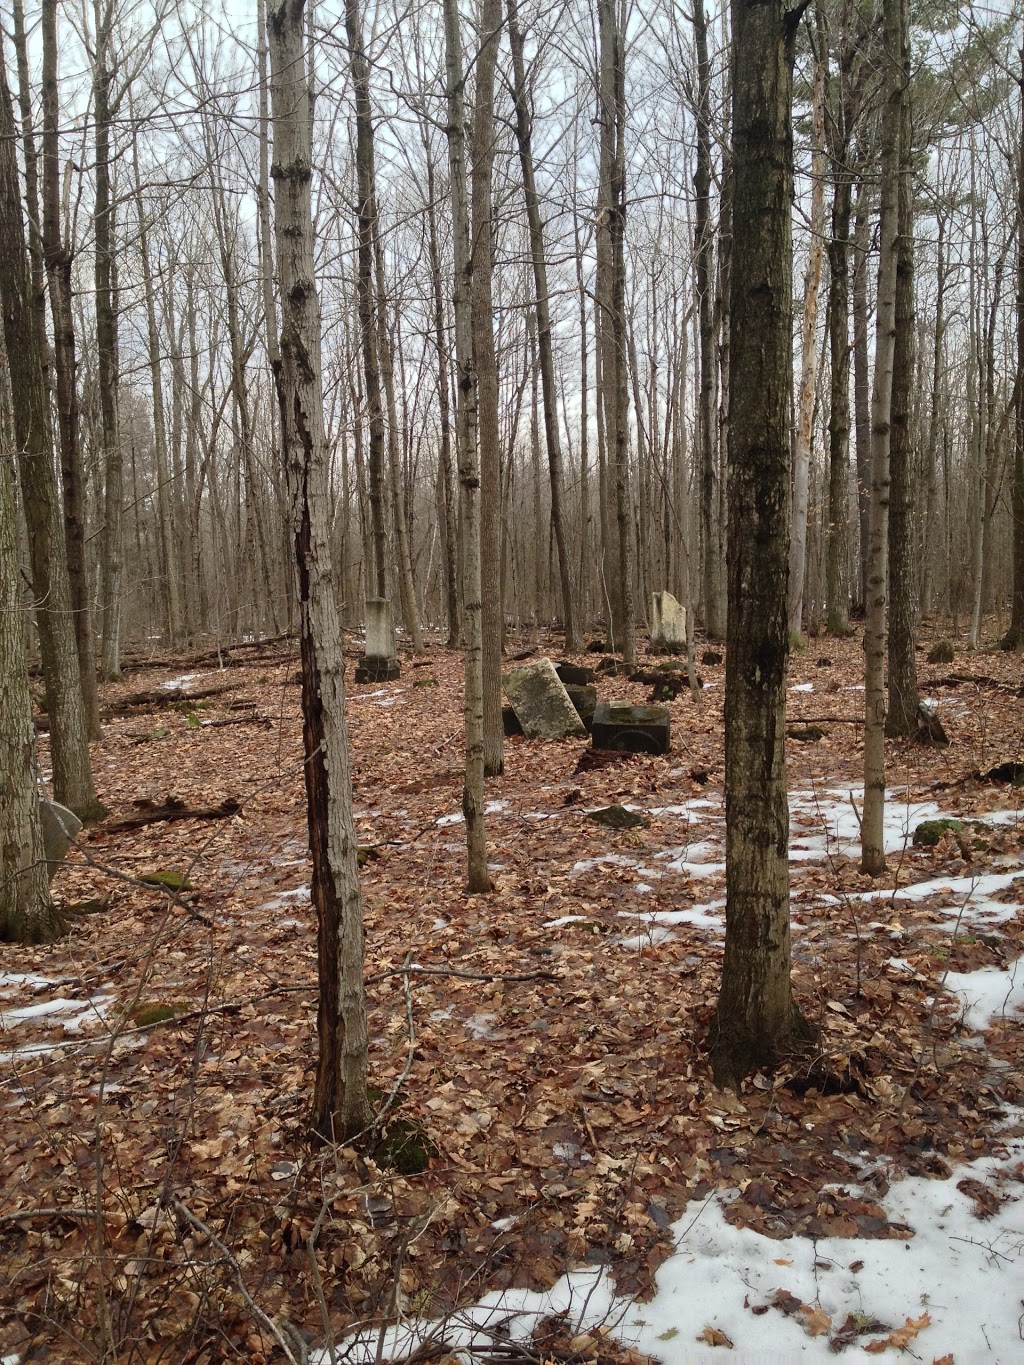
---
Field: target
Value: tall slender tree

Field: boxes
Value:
[268,0,371,1139]
[711,0,812,1087]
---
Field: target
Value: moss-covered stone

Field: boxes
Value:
[927,638,955,664]
[140,869,194,892]
[371,1117,436,1174]
[586,804,650,830]
[912,817,986,848]
[131,1001,189,1027]
[787,725,825,742]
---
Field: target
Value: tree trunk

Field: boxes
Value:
[694,2,723,641]
[268,0,371,1141]
[507,0,579,652]
[788,38,826,637]
[422,134,461,648]
[597,0,635,665]
[711,0,810,1088]
[94,4,123,678]
[343,0,389,602]
[1008,54,1024,650]
[443,0,490,893]
[1,450,59,944]
[471,0,505,775]
[885,64,918,738]
[0,42,103,825]
[861,0,904,877]
[133,128,184,647]
[852,180,872,613]
[374,237,424,651]
[41,0,101,737]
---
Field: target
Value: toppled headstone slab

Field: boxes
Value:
[555,661,595,686]
[650,590,687,653]
[502,705,524,736]
[564,683,597,730]
[356,598,400,683]
[586,804,650,831]
[40,799,83,883]
[591,701,670,755]
[503,657,588,740]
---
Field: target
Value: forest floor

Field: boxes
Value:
[1,624,1023,1363]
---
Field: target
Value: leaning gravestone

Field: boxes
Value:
[40,799,83,883]
[355,598,401,683]
[503,658,588,739]
[591,700,671,755]
[650,590,687,653]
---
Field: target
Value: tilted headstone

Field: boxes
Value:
[650,590,687,653]
[355,598,401,683]
[39,799,83,883]
[591,701,671,755]
[503,657,588,740]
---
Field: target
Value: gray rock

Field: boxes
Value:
[503,657,588,740]
[40,800,82,882]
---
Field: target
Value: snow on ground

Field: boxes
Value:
[373,793,1020,1365]
[325,1128,1024,1363]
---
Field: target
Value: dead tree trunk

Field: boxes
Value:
[268,0,371,1141]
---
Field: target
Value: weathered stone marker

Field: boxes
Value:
[40,799,83,883]
[355,597,401,683]
[503,657,588,739]
[564,683,597,730]
[650,590,687,653]
[591,701,670,755]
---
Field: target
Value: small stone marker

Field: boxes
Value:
[355,598,401,683]
[586,804,650,831]
[591,700,670,755]
[39,799,82,883]
[650,590,687,653]
[503,657,588,740]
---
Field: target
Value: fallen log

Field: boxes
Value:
[99,796,242,834]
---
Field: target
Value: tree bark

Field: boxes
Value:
[788,37,826,636]
[0,42,103,824]
[41,0,101,737]
[597,0,635,664]
[268,0,371,1141]
[471,0,505,775]
[885,61,918,738]
[1009,52,1024,650]
[443,0,491,893]
[0,450,59,944]
[711,0,811,1088]
[94,0,123,678]
[861,0,904,876]
[694,1,723,641]
[507,0,579,652]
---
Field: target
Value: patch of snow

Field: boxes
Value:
[324,1132,1024,1365]
[484,800,508,814]
[160,672,204,690]
[790,682,814,692]
[571,854,640,875]
[436,813,465,827]
[616,926,676,950]
[633,883,655,894]
[465,1013,497,1039]
[2,997,92,1025]
[942,963,1024,1034]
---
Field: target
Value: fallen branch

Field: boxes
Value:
[101,796,242,833]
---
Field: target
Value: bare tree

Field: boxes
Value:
[268,0,371,1139]
[711,0,812,1087]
